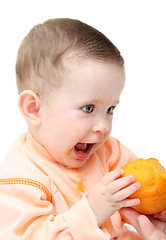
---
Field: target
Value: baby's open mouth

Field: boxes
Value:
[74,143,93,159]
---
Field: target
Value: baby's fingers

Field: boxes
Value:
[102,169,124,185]
[113,181,141,202]
[121,198,140,208]
[109,174,136,194]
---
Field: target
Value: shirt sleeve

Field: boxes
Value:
[64,195,143,240]
[0,179,111,240]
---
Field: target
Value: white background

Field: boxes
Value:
[0,0,165,168]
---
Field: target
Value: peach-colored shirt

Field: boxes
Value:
[0,131,143,239]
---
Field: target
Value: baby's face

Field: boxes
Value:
[37,60,125,168]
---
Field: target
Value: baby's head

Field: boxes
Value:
[16,18,124,98]
[16,18,125,168]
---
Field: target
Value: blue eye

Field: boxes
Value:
[82,105,94,113]
[107,106,115,115]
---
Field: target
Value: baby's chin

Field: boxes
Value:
[59,151,89,169]
[64,157,89,169]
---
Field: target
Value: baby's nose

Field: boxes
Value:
[92,118,111,135]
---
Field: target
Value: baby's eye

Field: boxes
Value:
[82,105,94,113]
[107,106,115,115]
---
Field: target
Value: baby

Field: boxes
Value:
[0,18,165,239]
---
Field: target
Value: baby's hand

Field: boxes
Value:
[153,209,166,221]
[86,169,141,226]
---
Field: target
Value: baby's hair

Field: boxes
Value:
[16,18,124,96]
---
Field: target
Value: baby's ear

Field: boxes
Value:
[18,90,41,127]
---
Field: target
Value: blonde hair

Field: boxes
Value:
[16,18,124,96]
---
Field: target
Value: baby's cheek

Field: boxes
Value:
[64,150,69,155]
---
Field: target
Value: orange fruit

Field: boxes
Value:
[122,158,166,214]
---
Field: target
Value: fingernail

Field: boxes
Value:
[129,174,135,181]
[135,182,141,189]
[135,198,140,205]
[153,213,159,218]
[162,209,166,215]
[120,169,124,174]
